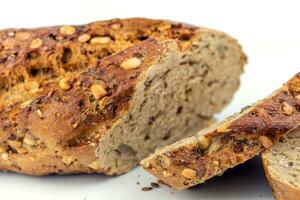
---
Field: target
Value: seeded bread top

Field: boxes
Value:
[0,38,176,152]
[0,18,200,90]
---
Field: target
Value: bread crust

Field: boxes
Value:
[141,73,300,190]
[262,157,300,200]
[0,18,246,175]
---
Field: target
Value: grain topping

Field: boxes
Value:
[60,26,76,35]
[30,38,43,49]
[197,135,211,150]
[78,33,91,43]
[90,36,111,44]
[282,102,294,116]
[59,78,71,90]
[91,84,107,100]
[120,57,141,69]
[181,168,197,179]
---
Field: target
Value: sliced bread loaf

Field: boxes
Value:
[141,73,300,190]
[262,127,300,200]
[0,18,246,175]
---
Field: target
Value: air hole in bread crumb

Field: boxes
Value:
[207,80,218,87]
[163,133,171,141]
[144,135,150,141]
[176,106,182,115]
[148,116,155,125]
[163,82,168,88]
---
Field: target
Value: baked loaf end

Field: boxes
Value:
[141,73,300,190]
[0,18,246,175]
[262,127,300,200]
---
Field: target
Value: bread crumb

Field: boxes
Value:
[151,182,160,188]
[141,187,153,192]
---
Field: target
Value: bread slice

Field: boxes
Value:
[262,127,300,200]
[0,18,246,175]
[141,73,300,190]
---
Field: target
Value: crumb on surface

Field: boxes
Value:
[151,182,160,188]
[141,187,153,192]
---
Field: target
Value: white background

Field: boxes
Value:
[0,0,299,199]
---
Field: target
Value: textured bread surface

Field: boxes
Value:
[141,73,300,190]
[262,127,300,200]
[0,18,246,175]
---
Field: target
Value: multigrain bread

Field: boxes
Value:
[0,18,246,175]
[262,127,300,200]
[141,73,300,190]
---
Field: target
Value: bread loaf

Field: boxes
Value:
[0,18,246,175]
[141,73,300,190]
[262,127,300,200]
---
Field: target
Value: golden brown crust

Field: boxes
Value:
[0,18,198,88]
[141,73,300,190]
[262,158,300,200]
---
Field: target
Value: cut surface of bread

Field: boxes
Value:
[0,18,246,175]
[262,127,300,200]
[141,73,300,190]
